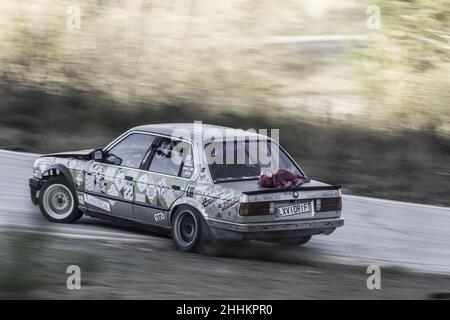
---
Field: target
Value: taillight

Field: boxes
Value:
[239,202,271,216]
[315,197,342,212]
[315,199,322,211]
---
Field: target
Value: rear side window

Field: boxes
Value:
[149,138,194,178]
[107,133,155,169]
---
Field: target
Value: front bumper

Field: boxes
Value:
[207,217,344,241]
[29,177,42,205]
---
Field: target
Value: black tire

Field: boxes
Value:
[275,236,312,246]
[171,206,212,252]
[39,176,83,223]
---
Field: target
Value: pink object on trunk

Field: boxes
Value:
[258,169,310,189]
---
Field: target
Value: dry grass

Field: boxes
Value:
[0,0,369,118]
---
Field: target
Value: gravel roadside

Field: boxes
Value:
[1,231,449,300]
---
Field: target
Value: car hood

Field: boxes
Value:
[44,149,95,159]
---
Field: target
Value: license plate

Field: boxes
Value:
[275,202,311,218]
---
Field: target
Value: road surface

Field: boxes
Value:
[0,149,449,276]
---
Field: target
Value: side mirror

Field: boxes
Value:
[93,149,104,161]
[105,153,122,166]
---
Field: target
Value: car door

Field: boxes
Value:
[84,133,156,219]
[133,137,195,227]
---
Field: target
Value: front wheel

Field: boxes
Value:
[39,176,83,223]
[171,206,212,252]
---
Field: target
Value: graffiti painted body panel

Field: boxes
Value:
[190,183,241,222]
[30,123,344,245]
[84,163,140,218]
[133,171,189,226]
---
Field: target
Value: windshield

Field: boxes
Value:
[205,140,303,182]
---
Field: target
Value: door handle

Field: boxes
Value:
[125,176,134,181]
[171,185,181,190]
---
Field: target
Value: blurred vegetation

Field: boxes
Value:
[0,231,104,299]
[0,0,449,205]
[0,233,46,299]
[355,0,450,133]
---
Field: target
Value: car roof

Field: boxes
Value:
[132,123,269,143]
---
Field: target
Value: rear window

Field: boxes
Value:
[205,140,302,182]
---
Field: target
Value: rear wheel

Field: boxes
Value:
[171,206,212,252]
[39,176,83,223]
[275,236,312,246]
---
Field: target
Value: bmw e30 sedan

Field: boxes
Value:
[29,123,344,252]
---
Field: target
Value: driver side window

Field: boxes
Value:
[106,133,155,169]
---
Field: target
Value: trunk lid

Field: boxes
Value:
[217,179,340,200]
[217,179,342,222]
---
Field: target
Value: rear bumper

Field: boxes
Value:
[29,177,42,205]
[207,217,344,241]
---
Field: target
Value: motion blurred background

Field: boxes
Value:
[0,0,449,205]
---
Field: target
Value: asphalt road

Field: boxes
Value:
[0,149,449,277]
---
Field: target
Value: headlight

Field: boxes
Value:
[32,160,42,178]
